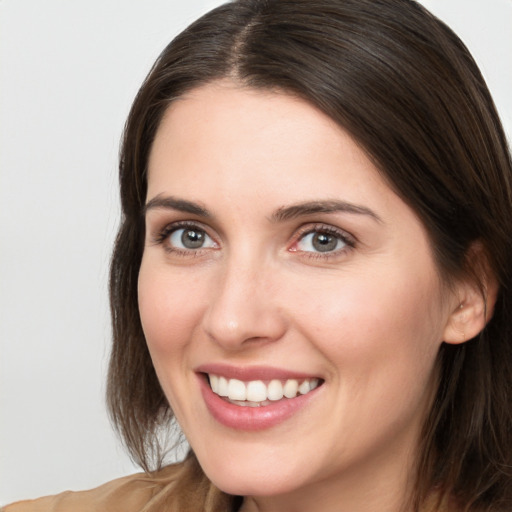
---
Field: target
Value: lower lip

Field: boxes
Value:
[198,375,321,431]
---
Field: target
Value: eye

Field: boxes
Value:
[168,226,216,250]
[291,225,354,255]
[297,231,346,252]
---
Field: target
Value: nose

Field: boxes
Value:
[201,255,287,350]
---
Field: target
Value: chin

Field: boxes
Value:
[209,471,298,498]
[196,448,312,498]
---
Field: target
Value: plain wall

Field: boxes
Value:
[1,0,511,504]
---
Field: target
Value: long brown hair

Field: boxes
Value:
[108,1,512,510]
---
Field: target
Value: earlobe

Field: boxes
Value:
[443,245,499,345]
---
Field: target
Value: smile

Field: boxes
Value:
[208,374,321,407]
[196,364,324,430]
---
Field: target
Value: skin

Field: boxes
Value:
[138,81,470,512]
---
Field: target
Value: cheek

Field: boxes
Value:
[317,276,442,440]
[291,263,444,391]
[137,261,206,359]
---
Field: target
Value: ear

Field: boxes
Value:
[443,243,499,345]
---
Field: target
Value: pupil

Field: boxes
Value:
[312,233,337,252]
[182,229,204,249]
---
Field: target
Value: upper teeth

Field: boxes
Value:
[208,375,320,402]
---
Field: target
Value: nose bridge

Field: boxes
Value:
[202,245,285,349]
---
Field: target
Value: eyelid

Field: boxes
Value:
[151,220,219,252]
[289,223,356,255]
[169,227,216,249]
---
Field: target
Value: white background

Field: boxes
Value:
[1,0,511,505]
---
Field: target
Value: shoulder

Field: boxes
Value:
[2,464,186,512]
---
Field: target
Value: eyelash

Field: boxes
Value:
[291,224,356,259]
[151,221,356,260]
[152,221,215,256]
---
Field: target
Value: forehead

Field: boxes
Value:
[147,81,387,206]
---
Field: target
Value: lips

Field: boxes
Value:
[196,364,323,430]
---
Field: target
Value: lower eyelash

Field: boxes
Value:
[291,224,356,261]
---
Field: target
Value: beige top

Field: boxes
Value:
[3,458,452,512]
[2,458,235,512]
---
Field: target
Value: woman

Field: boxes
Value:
[5,0,511,510]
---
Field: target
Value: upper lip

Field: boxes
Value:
[195,363,321,382]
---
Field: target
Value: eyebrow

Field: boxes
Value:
[271,200,382,223]
[144,195,382,224]
[143,195,211,218]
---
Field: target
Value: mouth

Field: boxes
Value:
[206,374,323,407]
[196,364,324,430]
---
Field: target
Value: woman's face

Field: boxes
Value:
[138,81,458,505]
